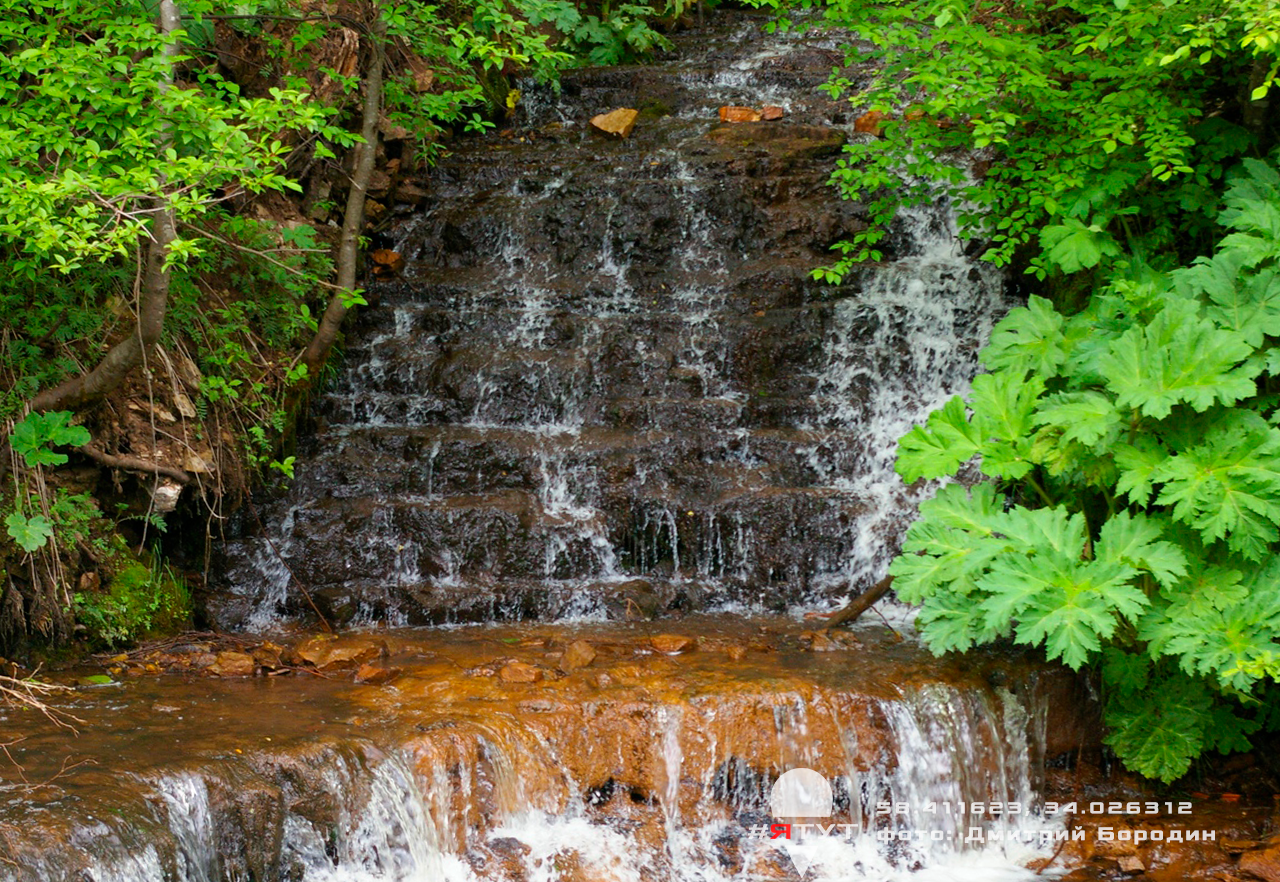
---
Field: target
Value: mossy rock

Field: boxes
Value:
[75,558,192,649]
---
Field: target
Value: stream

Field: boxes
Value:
[1,11,1122,882]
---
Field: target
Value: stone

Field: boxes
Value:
[208,651,257,677]
[499,661,544,683]
[251,642,284,669]
[854,110,886,136]
[800,630,839,652]
[151,478,183,514]
[719,105,762,123]
[650,635,695,655]
[394,181,430,205]
[295,635,387,671]
[560,640,597,671]
[724,643,748,661]
[590,108,639,139]
[760,105,785,120]
[1116,855,1145,873]
[703,123,847,162]
[371,248,405,276]
[1241,842,1280,882]
[355,663,402,685]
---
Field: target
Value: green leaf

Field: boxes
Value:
[9,411,90,468]
[1151,412,1280,560]
[1035,390,1122,448]
[1114,437,1169,505]
[981,295,1068,376]
[896,395,982,482]
[1099,307,1257,419]
[1095,511,1187,589]
[5,512,53,552]
[1040,218,1121,273]
[1104,673,1212,782]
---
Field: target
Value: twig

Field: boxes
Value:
[0,673,84,732]
[243,496,332,632]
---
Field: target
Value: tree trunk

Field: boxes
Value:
[298,11,386,385]
[27,0,181,415]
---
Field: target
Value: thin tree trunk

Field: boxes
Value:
[298,12,386,384]
[28,0,180,415]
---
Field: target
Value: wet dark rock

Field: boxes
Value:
[213,8,1010,630]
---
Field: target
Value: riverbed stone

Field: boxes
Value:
[354,663,402,685]
[649,634,695,654]
[1241,840,1280,882]
[209,651,257,677]
[560,640,597,671]
[499,661,544,683]
[590,107,638,138]
[718,105,761,122]
[295,634,387,671]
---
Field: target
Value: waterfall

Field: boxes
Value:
[213,7,1011,628]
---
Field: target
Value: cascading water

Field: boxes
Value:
[0,12,1114,882]
[212,9,1012,629]
[2,632,1071,882]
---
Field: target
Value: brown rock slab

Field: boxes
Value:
[371,249,405,275]
[560,640,597,671]
[1242,843,1280,882]
[499,661,544,684]
[208,651,257,677]
[719,105,762,123]
[760,105,785,121]
[590,108,639,139]
[854,109,886,136]
[1116,855,1145,873]
[295,635,387,672]
[650,635,695,655]
[703,123,847,161]
[355,663,402,685]
[251,642,284,670]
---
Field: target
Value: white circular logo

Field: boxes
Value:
[769,767,833,818]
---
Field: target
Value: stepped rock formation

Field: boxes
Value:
[213,13,1010,629]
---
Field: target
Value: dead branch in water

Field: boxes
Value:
[810,575,895,629]
[0,672,83,731]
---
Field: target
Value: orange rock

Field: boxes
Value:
[854,110,886,136]
[208,651,256,677]
[1241,842,1280,882]
[719,105,762,123]
[499,661,544,683]
[650,635,695,654]
[590,108,639,139]
[371,249,405,275]
[724,643,748,661]
[560,640,597,671]
[760,105,785,121]
[355,663,402,685]
[251,642,284,669]
[296,635,387,671]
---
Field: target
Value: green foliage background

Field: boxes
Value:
[768,0,1280,781]
[0,0,684,650]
